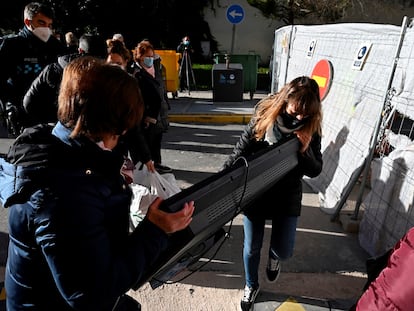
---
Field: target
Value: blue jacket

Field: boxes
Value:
[0,123,169,310]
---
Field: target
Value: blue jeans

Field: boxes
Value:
[243,214,298,288]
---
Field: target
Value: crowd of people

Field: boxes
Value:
[0,2,182,310]
[1,2,412,311]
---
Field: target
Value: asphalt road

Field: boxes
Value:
[0,122,369,311]
[131,122,369,311]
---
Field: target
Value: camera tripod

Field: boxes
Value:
[178,48,196,95]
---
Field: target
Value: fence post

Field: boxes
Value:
[351,16,409,220]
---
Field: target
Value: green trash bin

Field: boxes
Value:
[214,53,260,99]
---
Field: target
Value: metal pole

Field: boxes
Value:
[185,49,190,95]
[283,24,295,86]
[178,50,184,90]
[187,51,197,91]
[330,16,409,221]
[230,24,236,54]
[351,16,409,220]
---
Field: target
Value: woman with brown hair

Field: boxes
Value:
[222,76,323,311]
[106,38,131,71]
[0,57,194,310]
[131,39,172,174]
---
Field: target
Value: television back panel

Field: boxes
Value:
[162,137,300,236]
[135,137,300,289]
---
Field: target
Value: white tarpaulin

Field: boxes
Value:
[272,22,402,213]
[272,20,414,255]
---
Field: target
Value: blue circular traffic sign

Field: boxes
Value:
[226,4,244,24]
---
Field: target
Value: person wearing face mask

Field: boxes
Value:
[131,39,172,174]
[222,76,323,311]
[0,57,195,310]
[176,35,195,92]
[0,2,65,136]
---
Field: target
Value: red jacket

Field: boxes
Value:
[355,227,414,310]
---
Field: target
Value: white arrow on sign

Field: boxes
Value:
[229,10,243,18]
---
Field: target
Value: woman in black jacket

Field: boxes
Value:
[222,76,323,311]
[131,40,172,174]
[0,57,194,310]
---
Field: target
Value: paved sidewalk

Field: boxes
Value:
[167,90,267,124]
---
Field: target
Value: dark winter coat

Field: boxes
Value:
[130,62,165,164]
[0,26,65,108]
[131,63,162,121]
[0,123,169,310]
[154,57,170,133]
[222,115,322,218]
[23,53,80,126]
[22,54,152,166]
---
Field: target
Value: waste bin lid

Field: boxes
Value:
[213,63,243,70]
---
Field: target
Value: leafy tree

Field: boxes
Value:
[246,0,352,24]
[246,0,414,25]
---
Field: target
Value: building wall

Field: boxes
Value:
[204,1,414,67]
[203,0,281,66]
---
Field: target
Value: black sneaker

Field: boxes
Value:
[240,285,260,311]
[154,163,173,174]
[266,256,281,283]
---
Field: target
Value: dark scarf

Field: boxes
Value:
[264,113,307,145]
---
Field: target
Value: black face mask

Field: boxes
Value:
[280,112,308,129]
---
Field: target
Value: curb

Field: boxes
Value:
[168,114,252,125]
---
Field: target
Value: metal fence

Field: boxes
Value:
[271,17,414,256]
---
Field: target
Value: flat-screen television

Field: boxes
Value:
[133,136,300,290]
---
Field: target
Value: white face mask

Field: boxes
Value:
[32,26,52,42]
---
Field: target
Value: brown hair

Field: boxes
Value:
[58,56,143,141]
[106,39,131,63]
[254,76,322,140]
[133,39,154,62]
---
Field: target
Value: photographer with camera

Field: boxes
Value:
[176,36,195,93]
[177,36,191,53]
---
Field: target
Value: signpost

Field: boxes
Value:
[226,4,244,54]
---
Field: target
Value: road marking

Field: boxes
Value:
[276,297,306,310]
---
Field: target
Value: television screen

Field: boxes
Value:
[133,136,300,290]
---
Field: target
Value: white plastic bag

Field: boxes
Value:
[133,162,152,187]
[148,171,181,199]
[129,184,157,230]
[129,165,181,231]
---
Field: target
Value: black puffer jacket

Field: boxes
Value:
[223,116,322,218]
[23,54,152,166]
[131,63,162,120]
[0,123,168,310]
[0,26,65,108]
[23,53,80,126]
